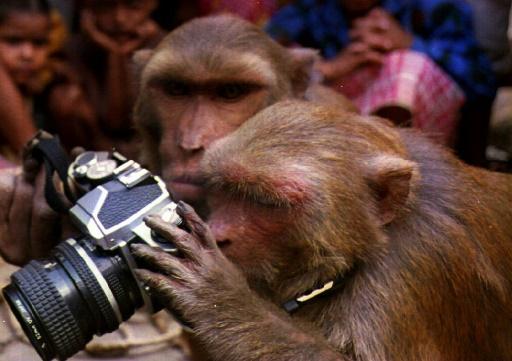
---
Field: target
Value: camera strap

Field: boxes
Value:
[26,131,74,213]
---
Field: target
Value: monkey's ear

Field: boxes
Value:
[364,155,418,226]
[288,47,320,97]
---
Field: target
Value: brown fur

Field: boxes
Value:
[132,15,356,202]
[195,100,512,361]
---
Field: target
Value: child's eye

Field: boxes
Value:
[3,37,23,45]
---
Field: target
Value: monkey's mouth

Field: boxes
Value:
[168,175,207,204]
[171,175,206,186]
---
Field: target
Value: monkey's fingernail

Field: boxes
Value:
[177,201,193,213]
[130,243,139,251]
[176,201,186,213]
[130,243,146,253]
[144,214,159,223]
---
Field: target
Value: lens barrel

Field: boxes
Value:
[2,238,144,361]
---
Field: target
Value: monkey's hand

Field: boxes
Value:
[132,202,348,361]
[131,201,252,322]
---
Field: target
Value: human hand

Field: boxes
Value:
[81,9,120,53]
[0,60,15,85]
[317,41,384,81]
[131,202,254,326]
[349,8,413,53]
[0,136,83,265]
[118,19,159,54]
[81,10,158,55]
[0,166,61,265]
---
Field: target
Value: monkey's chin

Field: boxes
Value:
[169,181,205,204]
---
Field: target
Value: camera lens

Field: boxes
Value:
[2,238,144,361]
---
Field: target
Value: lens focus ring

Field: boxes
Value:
[12,261,87,359]
[56,242,120,332]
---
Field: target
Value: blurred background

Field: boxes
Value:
[0,0,509,171]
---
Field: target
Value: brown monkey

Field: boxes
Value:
[133,14,356,212]
[133,100,512,361]
[0,14,354,265]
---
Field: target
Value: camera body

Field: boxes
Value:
[68,150,181,252]
[3,150,182,361]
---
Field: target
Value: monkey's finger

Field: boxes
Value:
[134,268,184,306]
[145,215,202,261]
[177,201,217,249]
[131,243,191,278]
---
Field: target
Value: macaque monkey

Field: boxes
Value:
[133,14,356,211]
[133,100,512,361]
[0,14,355,265]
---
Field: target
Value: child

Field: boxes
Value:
[0,0,101,163]
[67,0,165,159]
[267,0,496,148]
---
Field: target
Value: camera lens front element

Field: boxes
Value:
[2,238,143,361]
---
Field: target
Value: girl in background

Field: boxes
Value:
[0,0,101,165]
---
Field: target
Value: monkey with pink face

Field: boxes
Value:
[133,100,512,361]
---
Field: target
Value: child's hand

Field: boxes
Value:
[81,10,159,55]
[0,60,16,86]
[349,8,413,53]
[119,19,159,54]
[316,41,384,81]
[81,9,120,53]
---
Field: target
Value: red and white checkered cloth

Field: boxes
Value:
[331,50,466,145]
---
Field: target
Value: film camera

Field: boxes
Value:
[2,135,182,361]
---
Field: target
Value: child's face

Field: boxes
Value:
[0,12,50,88]
[88,0,157,42]
[340,0,379,14]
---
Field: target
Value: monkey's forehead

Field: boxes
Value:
[143,49,278,87]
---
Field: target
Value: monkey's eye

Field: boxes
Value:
[251,194,286,209]
[216,83,251,101]
[161,81,190,97]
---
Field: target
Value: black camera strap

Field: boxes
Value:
[26,131,74,213]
